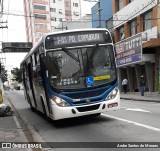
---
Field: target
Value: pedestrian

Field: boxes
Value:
[122,78,128,93]
[0,89,3,104]
[139,75,145,96]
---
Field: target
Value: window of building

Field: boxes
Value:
[35,24,47,30]
[52,0,55,3]
[118,25,125,41]
[117,0,124,11]
[143,11,153,31]
[65,2,71,7]
[50,8,56,12]
[34,14,47,20]
[33,5,46,10]
[59,18,63,22]
[59,9,62,14]
[129,19,137,36]
[74,12,79,16]
[51,17,57,21]
[65,10,71,16]
[73,3,78,7]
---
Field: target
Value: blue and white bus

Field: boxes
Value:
[21,28,120,121]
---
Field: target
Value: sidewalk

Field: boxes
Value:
[0,96,31,151]
[0,93,52,151]
[120,92,160,103]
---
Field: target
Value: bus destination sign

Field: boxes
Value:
[45,31,111,49]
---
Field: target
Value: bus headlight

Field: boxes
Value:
[106,87,119,100]
[51,96,70,107]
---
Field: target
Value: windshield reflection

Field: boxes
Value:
[46,45,116,90]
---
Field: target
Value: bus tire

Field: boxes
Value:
[28,95,35,112]
[41,97,47,118]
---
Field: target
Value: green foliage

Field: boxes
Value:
[11,67,22,83]
[0,63,8,83]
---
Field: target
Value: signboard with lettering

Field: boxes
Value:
[115,33,142,67]
[45,30,111,49]
[2,42,32,53]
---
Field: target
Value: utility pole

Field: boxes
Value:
[98,0,101,28]
[83,0,101,28]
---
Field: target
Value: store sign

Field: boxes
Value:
[2,42,32,53]
[115,33,142,67]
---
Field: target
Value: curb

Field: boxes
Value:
[120,97,160,103]
[6,96,55,151]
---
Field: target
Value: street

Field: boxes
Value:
[3,90,160,151]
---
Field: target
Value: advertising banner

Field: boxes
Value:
[115,33,142,67]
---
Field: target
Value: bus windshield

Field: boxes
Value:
[46,45,116,90]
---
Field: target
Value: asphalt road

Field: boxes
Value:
[4,90,160,151]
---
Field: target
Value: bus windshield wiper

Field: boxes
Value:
[62,48,79,62]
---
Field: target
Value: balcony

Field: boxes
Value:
[35,29,50,33]
[142,26,160,48]
[32,0,48,5]
[33,10,49,14]
[34,19,50,24]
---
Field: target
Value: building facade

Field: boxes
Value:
[91,0,113,28]
[113,0,160,93]
[23,0,81,44]
[55,14,92,31]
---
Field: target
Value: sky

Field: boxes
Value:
[0,0,95,71]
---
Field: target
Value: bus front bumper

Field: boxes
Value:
[50,94,120,120]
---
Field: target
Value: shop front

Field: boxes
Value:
[115,33,156,92]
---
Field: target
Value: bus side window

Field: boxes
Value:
[40,54,47,72]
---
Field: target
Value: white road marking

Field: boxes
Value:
[125,108,151,113]
[121,107,151,113]
[102,114,160,132]
[121,107,127,109]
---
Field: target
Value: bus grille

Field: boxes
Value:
[73,98,103,105]
[76,104,100,112]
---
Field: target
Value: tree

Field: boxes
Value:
[11,67,22,83]
[0,62,8,83]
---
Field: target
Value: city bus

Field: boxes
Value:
[20,28,120,121]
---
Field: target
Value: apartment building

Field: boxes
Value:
[24,0,81,44]
[55,14,92,31]
[113,0,160,93]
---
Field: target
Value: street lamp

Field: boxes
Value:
[83,0,101,28]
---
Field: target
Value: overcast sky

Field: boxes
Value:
[0,0,95,71]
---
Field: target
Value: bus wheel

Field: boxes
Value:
[41,98,47,118]
[28,96,35,112]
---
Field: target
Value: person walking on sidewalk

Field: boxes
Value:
[122,78,128,93]
[139,75,145,96]
[0,89,3,104]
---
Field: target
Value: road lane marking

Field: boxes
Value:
[125,108,151,113]
[121,107,127,109]
[102,114,160,132]
[121,107,151,113]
